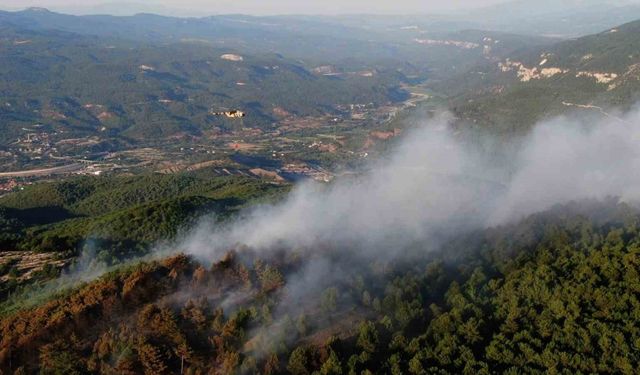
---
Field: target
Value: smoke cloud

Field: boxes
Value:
[181,107,640,263]
[164,105,640,355]
[491,112,640,223]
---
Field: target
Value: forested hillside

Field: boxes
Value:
[0,25,410,144]
[3,6,640,375]
[0,173,286,251]
[0,174,287,298]
[0,8,570,150]
[1,199,639,374]
[448,19,640,132]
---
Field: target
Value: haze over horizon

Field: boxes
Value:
[0,0,557,16]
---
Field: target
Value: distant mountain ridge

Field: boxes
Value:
[0,8,556,147]
[2,6,640,141]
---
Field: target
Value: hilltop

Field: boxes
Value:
[2,200,640,373]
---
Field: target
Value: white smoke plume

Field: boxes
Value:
[159,106,640,356]
[181,107,640,262]
[491,112,640,223]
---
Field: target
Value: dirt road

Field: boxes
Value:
[0,163,84,178]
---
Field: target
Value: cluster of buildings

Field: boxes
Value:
[212,110,246,119]
[281,163,334,183]
[0,179,22,193]
[15,132,53,156]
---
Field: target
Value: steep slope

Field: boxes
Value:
[448,19,640,132]
[2,200,640,374]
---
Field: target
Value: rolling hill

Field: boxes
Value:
[0,173,287,298]
[462,0,640,37]
[2,199,640,373]
[0,24,410,145]
[0,8,550,65]
[0,8,561,160]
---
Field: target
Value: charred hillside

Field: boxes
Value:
[2,200,640,374]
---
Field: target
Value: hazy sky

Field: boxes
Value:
[0,0,510,15]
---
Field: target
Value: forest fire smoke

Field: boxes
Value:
[182,107,640,262]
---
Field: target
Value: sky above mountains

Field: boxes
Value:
[2,1,640,23]
[0,0,513,15]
